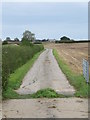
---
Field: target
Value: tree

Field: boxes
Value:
[22,30,35,42]
[60,36,70,41]
[60,36,74,43]
[5,37,11,41]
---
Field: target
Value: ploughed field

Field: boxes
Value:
[44,43,88,74]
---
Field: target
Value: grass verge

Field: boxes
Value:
[53,49,89,98]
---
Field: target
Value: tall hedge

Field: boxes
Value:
[2,44,44,90]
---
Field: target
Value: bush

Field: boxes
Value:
[2,45,44,91]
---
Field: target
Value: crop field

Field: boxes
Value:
[44,43,88,74]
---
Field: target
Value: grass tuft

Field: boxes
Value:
[31,88,65,98]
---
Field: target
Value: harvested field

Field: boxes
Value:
[44,43,88,74]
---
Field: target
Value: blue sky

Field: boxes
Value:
[2,2,88,40]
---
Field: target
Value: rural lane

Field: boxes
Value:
[2,49,88,118]
[16,49,75,96]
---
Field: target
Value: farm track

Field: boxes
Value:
[16,49,75,96]
[2,47,88,118]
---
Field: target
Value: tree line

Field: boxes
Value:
[2,30,36,45]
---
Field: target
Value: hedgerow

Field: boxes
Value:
[2,44,44,91]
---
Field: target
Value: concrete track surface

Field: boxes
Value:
[3,98,88,118]
[16,49,75,96]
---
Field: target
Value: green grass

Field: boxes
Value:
[53,49,89,98]
[3,50,43,99]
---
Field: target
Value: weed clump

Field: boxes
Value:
[31,88,65,98]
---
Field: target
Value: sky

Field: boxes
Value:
[2,2,88,40]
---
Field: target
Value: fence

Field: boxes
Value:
[83,59,89,83]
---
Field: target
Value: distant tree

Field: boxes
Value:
[22,30,35,42]
[60,36,74,43]
[60,36,70,41]
[14,38,19,42]
[5,37,11,41]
